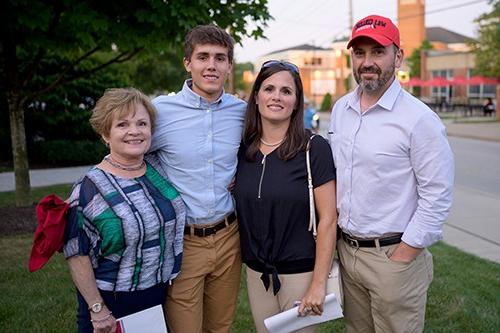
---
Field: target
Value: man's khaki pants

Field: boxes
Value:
[165,221,241,333]
[338,238,434,333]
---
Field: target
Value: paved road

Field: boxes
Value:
[451,136,500,196]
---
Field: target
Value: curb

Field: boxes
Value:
[447,132,500,143]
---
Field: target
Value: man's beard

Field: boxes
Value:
[354,64,395,93]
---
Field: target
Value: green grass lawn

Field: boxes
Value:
[0,184,72,208]
[1,235,499,332]
[1,185,499,332]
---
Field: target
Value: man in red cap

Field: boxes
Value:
[329,15,454,332]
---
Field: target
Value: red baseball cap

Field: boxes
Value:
[347,15,400,49]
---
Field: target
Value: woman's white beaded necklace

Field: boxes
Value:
[260,137,285,147]
[104,155,145,171]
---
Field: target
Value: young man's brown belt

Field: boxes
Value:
[184,212,237,237]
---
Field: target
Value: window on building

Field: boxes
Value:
[304,57,322,66]
[431,70,453,102]
[483,85,496,95]
[468,69,496,99]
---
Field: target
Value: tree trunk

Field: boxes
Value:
[7,91,31,206]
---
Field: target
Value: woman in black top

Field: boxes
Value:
[234,60,337,332]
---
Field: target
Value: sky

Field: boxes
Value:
[234,0,492,63]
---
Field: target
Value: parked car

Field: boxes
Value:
[304,100,320,133]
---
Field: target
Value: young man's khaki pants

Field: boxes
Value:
[165,221,241,333]
[338,238,434,333]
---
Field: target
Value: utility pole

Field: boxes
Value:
[348,0,353,28]
[347,0,354,91]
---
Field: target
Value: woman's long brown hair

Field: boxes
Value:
[243,63,309,161]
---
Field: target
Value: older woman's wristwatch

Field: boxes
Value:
[89,302,103,313]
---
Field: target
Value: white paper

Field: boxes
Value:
[264,293,343,333]
[117,304,168,333]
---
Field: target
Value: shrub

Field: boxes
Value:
[31,140,107,166]
[320,92,333,111]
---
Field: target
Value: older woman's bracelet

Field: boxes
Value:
[90,312,113,323]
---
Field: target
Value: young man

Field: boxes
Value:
[329,15,454,333]
[150,25,246,333]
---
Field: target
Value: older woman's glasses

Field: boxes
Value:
[261,60,299,74]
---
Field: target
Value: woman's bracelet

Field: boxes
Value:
[90,312,113,323]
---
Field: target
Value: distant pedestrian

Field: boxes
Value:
[483,97,495,117]
[303,99,315,130]
[64,88,186,333]
[329,15,455,333]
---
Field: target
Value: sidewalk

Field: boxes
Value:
[444,185,500,263]
[444,119,500,142]
[0,165,90,192]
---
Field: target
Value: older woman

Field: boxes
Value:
[233,61,337,332]
[63,88,185,333]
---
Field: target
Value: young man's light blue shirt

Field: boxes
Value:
[150,79,246,225]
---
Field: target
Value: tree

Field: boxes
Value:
[472,0,500,77]
[1,0,271,206]
[0,53,132,167]
[234,62,254,93]
[126,50,188,95]
[320,93,333,111]
[406,40,433,79]
[405,40,433,96]
[25,54,131,140]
